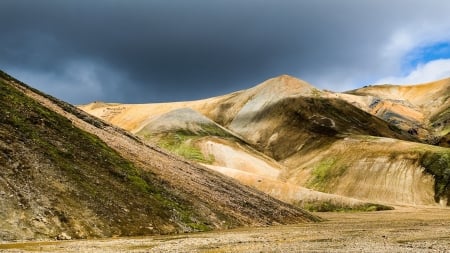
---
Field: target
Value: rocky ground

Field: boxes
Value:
[1,206,449,252]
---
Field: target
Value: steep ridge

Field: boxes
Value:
[0,71,319,241]
[81,75,450,207]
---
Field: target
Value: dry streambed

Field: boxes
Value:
[1,206,450,252]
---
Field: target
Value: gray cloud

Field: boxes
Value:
[1,0,450,104]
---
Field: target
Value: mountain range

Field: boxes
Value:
[81,74,450,211]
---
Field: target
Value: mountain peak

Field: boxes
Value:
[271,74,313,87]
[252,75,316,99]
[273,74,302,81]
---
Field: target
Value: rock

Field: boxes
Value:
[56,232,71,240]
[439,196,448,208]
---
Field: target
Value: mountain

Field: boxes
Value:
[81,75,450,209]
[0,71,319,241]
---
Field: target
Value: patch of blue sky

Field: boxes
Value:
[401,41,450,74]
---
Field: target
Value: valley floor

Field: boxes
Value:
[1,206,450,252]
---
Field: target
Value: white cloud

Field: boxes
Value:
[375,24,450,77]
[373,59,450,85]
[380,30,415,63]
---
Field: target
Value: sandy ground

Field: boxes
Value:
[1,206,450,252]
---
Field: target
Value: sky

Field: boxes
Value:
[1,0,450,104]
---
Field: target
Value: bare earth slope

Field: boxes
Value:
[0,71,319,242]
[81,75,450,208]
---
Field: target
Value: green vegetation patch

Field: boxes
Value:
[157,132,214,164]
[311,88,322,98]
[430,107,450,136]
[420,150,450,201]
[307,157,348,191]
[297,200,394,212]
[198,123,233,138]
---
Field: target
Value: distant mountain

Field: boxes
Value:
[0,71,318,242]
[344,77,450,145]
[81,75,450,209]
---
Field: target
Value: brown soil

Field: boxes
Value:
[2,206,449,252]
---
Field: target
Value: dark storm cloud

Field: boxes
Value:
[1,0,450,104]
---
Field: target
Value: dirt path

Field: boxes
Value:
[1,206,449,252]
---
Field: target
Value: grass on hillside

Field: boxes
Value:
[157,132,215,164]
[307,157,348,191]
[420,150,450,202]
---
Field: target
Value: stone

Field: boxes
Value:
[56,232,72,240]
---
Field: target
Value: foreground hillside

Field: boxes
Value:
[81,75,450,208]
[0,71,318,241]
